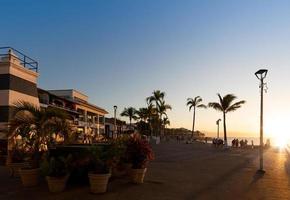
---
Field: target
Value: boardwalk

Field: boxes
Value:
[0,142,289,200]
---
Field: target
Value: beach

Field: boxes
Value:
[1,141,289,200]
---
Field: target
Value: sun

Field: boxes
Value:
[265,117,290,148]
[275,137,288,149]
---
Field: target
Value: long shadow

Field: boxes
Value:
[188,150,260,200]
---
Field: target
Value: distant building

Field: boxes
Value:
[105,117,126,138]
[47,89,108,140]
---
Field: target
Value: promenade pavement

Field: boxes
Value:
[0,141,289,200]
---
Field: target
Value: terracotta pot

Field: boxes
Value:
[19,168,40,187]
[88,173,111,194]
[46,175,69,193]
[7,162,30,177]
[131,168,147,184]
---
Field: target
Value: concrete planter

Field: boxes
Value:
[46,175,69,193]
[131,168,147,184]
[19,168,40,187]
[88,173,111,194]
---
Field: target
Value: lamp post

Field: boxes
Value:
[216,119,221,138]
[113,105,117,138]
[255,69,268,173]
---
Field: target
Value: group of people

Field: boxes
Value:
[212,138,224,147]
[232,139,249,148]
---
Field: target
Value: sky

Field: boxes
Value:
[1,0,290,139]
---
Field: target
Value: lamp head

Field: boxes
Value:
[114,105,117,110]
[255,69,268,80]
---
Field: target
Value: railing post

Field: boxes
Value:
[23,56,26,68]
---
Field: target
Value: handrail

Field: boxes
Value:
[0,47,38,72]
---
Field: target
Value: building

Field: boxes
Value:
[47,89,108,141]
[0,47,108,154]
[0,47,39,144]
[105,117,128,138]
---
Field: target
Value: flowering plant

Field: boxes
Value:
[126,134,154,169]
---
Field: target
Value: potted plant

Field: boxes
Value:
[88,145,114,194]
[7,147,29,177]
[126,134,154,184]
[108,137,130,177]
[41,154,72,193]
[8,101,71,187]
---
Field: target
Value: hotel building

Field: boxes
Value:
[0,47,108,154]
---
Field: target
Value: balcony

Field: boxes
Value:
[75,120,98,128]
[0,47,38,72]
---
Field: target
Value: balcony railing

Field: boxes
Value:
[76,120,98,128]
[0,47,38,72]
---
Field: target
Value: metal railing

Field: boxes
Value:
[0,47,38,72]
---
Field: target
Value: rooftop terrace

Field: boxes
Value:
[0,47,38,72]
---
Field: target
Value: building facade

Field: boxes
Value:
[47,89,108,142]
[105,117,129,138]
[0,47,108,154]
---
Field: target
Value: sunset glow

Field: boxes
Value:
[265,117,290,148]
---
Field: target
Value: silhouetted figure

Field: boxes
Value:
[265,139,271,148]
[240,140,244,148]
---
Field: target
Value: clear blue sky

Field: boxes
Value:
[2,0,290,138]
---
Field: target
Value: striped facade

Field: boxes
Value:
[0,51,39,140]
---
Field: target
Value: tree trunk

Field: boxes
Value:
[159,114,162,136]
[192,106,196,138]
[223,112,227,146]
[129,118,132,130]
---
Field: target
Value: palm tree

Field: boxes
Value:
[186,96,207,137]
[120,107,138,128]
[208,94,246,146]
[8,101,70,167]
[162,117,170,135]
[157,100,172,119]
[146,103,156,136]
[136,107,149,122]
[156,100,172,136]
[146,90,165,107]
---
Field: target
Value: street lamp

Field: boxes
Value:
[216,119,221,138]
[113,105,117,138]
[255,69,268,173]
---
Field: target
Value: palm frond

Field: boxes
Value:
[12,101,41,118]
[208,102,223,112]
[197,104,207,109]
[222,94,237,109]
[226,100,246,112]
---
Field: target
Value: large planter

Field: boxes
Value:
[88,173,111,194]
[131,168,147,184]
[7,162,30,177]
[19,168,40,187]
[46,175,69,193]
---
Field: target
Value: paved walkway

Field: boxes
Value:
[0,142,289,200]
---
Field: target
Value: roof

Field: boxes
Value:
[105,117,126,125]
[75,99,108,114]
[38,88,108,114]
